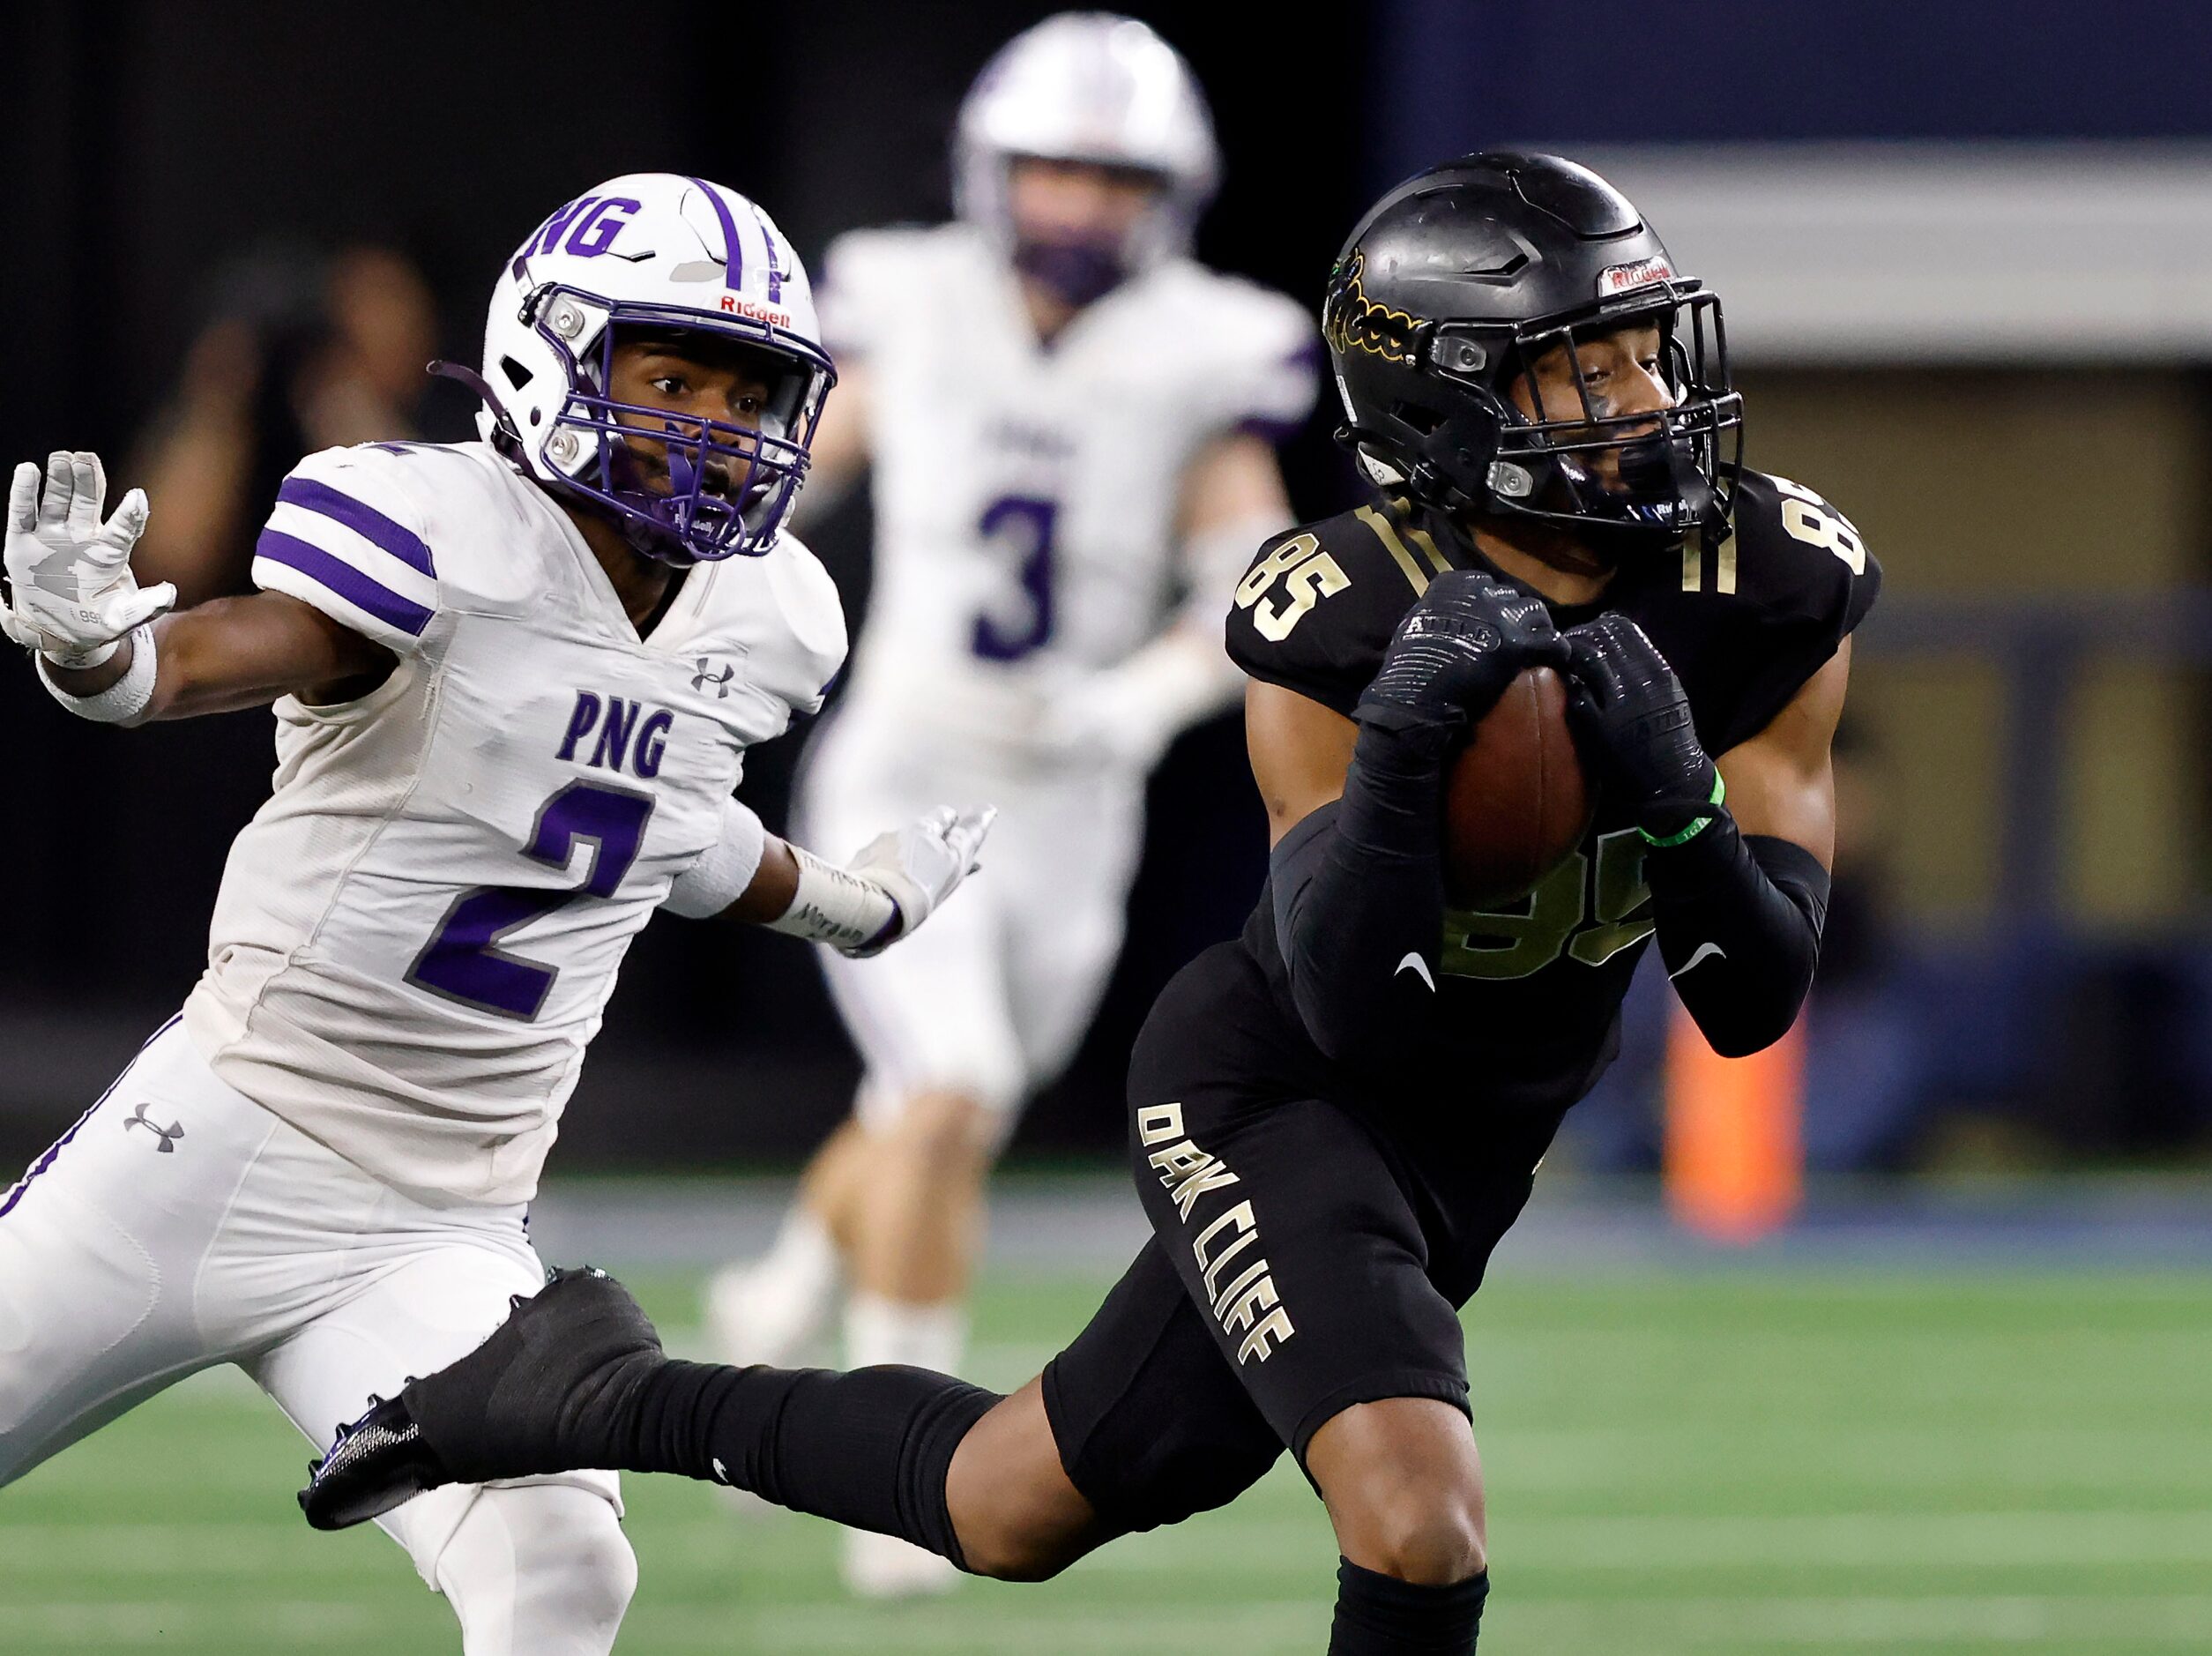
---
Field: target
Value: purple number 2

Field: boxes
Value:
[407,781,657,1021]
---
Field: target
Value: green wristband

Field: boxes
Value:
[1637,771,1726,848]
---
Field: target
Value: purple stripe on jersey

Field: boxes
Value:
[257,530,434,637]
[0,1014,182,1220]
[686,176,744,290]
[277,477,436,577]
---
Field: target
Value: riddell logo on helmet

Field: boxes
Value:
[1597,256,1674,297]
[718,295,791,326]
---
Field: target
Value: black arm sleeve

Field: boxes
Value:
[1646,817,1830,1058]
[1269,725,1450,1067]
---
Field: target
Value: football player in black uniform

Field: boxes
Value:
[298,154,1877,1656]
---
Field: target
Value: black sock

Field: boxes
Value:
[615,1360,1001,1570]
[1329,1559,1490,1654]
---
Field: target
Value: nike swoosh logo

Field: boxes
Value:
[1670,942,1728,980]
[1395,952,1437,993]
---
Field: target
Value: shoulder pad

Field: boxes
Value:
[252,442,446,656]
[1224,504,1441,716]
[1717,470,1881,637]
[757,532,850,718]
[1203,277,1321,439]
[1657,470,1881,752]
[817,225,968,356]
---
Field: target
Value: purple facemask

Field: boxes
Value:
[526,292,836,565]
[1012,235,1131,310]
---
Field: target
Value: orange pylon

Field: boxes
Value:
[1663,1005,1806,1242]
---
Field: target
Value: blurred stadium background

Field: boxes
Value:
[4,1,2210,1651]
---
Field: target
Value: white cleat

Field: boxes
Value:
[703,1260,832,1370]
[842,1527,961,1600]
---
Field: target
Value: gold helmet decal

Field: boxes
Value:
[1324,252,1426,364]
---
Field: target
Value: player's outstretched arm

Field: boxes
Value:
[1042,431,1295,770]
[53,593,397,723]
[7,452,396,725]
[666,797,995,959]
[1565,615,1845,1057]
[1251,571,1567,1065]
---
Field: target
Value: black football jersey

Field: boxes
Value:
[1223,471,1881,1117]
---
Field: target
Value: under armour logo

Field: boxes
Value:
[123,1102,183,1153]
[691,660,735,697]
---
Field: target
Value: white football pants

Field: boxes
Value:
[0,1018,633,1654]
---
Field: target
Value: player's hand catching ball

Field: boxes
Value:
[4,452,175,668]
[1562,612,1722,845]
[1356,569,1567,750]
[841,804,997,958]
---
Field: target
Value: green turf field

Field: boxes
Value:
[4,1268,2208,1654]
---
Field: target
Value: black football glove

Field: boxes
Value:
[1356,570,1567,754]
[1563,612,1723,844]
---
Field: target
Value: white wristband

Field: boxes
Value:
[663,795,770,918]
[37,624,157,726]
[52,636,124,670]
[767,844,899,955]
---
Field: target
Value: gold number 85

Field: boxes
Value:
[1771,476,1866,574]
[1235,533,1352,642]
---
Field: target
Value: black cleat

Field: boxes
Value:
[296,1266,664,1532]
[299,1393,451,1531]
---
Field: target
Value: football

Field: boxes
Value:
[1443,666,1595,908]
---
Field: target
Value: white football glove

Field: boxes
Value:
[4,452,174,668]
[843,803,996,958]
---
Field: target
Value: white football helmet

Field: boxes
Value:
[468,173,835,563]
[955,13,1218,291]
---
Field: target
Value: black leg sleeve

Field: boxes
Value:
[1646,818,1829,1057]
[1271,724,1451,1068]
[1329,1559,1491,1653]
[619,1361,1002,1570]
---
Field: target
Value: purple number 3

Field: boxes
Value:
[971,495,1058,662]
[407,781,657,1021]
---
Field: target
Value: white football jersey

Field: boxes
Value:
[821,222,1315,749]
[182,440,846,1205]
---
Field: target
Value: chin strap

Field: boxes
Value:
[428,360,525,451]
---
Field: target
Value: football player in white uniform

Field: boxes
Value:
[704,12,1318,1597]
[0,173,990,1654]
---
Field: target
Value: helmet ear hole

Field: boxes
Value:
[1355,446,1408,489]
[1392,400,1445,436]
[500,355,534,391]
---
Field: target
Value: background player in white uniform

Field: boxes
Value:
[0,173,990,1654]
[706,13,1317,1596]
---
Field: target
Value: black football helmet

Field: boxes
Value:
[1323,152,1742,553]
